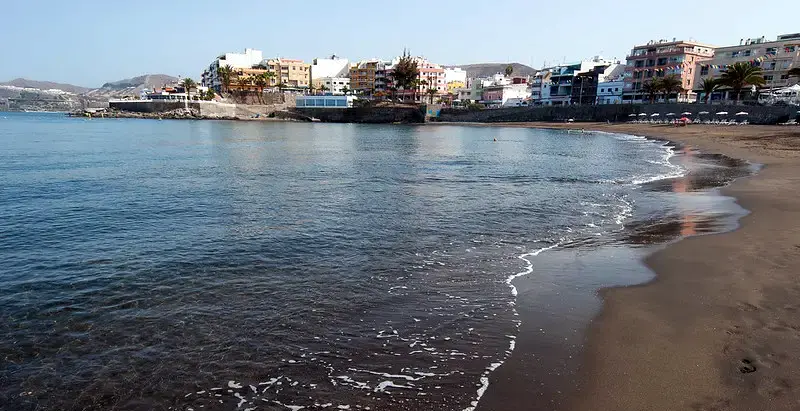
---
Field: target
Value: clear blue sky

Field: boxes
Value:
[2,0,797,87]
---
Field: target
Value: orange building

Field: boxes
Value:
[623,39,714,103]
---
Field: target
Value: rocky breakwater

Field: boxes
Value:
[69,108,239,120]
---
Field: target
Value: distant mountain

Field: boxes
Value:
[451,63,537,79]
[85,74,179,99]
[0,74,180,112]
[0,78,91,94]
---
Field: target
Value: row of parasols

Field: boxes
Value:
[628,111,749,118]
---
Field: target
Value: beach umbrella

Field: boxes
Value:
[681,112,692,115]
[680,117,690,122]
[628,113,637,117]
[638,113,647,117]
[735,112,748,116]
[650,113,660,117]
[698,111,710,115]
[716,111,728,115]
[666,113,675,116]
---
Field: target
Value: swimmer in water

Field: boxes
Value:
[493,138,497,141]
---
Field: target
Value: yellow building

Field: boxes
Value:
[349,61,379,93]
[266,58,311,88]
[447,80,466,93]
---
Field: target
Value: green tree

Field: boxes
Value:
[218,65,234,93]
[254,73,268,102]
[341,86,350,95]
[642,78,662,103]
[237,76,252,95]
[788,67,800,79]
[319,84,329,93]
[204,89,216,101]
[504,64,514,77]
[277,83,286,92]
[659,74,683,102]
[181,78,196,100]
[392,50,420,102]
[700,77,719,103]
[427,87,437,104]
[720,62,765,102]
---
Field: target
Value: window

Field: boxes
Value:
[764,75,774,81]
[615,88,619,92]
[743,50,752,56]
[634,60,644,68]
[731,51,740,57]
[700,66,709,76]
[646,59,655,67]
[657,58,667,65]
[766,47,777,55]
[780,74,789,80]
[633,71,643,79]
[600,88,605,92]
[786,46,797,53]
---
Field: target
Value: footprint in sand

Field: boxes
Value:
[739,358,757,374]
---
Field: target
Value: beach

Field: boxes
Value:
[475,123,800,410]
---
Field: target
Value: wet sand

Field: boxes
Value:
[474,123,800,410]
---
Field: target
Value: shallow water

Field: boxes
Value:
[0,114,729,410]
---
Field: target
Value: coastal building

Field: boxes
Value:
[313,77,351,94]
[202,48,265,92]
[622,39,715,103]
[537,56,618,106]
[444,67,467,86]
[267,58,311,89]
[349,60,382,95]
[311,55,350,79]
[691,33,800,102]
[530,70,552,105]
[295,94,357,108]
[596,79,625,104]
[454,79,485,104]
[570,64,625,105]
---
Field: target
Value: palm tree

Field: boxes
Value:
[253,74,268,103]
[237,76,252,95]
[181,78,196,101]
[700,77,719,103]
[720,62,765,102]
[659,74,683,103]
[504,64,514,77]
[277,83,286,92]
[341,86,350,95]
[642,78,662,103]
[427,87,437,104]
[218,65,234,93]
[319,84,329,94]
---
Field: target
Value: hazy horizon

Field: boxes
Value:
[2,0,797,88]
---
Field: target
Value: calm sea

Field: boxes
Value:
[0,113,742,411]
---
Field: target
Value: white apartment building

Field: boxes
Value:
[596,80,625,104]
[202,48,264,91]
[313,77,351,94]
[444,67,467,85]
[311,55,350,79]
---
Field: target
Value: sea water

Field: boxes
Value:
[0,113,739,410]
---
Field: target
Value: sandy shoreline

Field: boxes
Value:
[463,123,800,410]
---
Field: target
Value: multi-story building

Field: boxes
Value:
[536,56,618,106]
[311,55,350,79]
[482,83,530,107]
[444,67,467,89]
[691,33,800,102]
[530,70,552,105]
[313,77,351,94]
[202,48,265,92]
[267,58,311,89]
[622,39,715,103]
[571,64,625,105]
[596,79,625,104]
[349,60,381,94]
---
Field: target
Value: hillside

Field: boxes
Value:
[84,74,179,99]
[0,74,180,112]
[451,63,537,79]
[0,78,91,94]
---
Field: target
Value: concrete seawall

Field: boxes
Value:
[436,103,798,125]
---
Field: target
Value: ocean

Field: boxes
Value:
[0,113,748,410]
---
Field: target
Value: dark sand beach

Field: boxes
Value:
[470,123,800,410]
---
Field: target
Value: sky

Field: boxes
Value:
[2,0,798,87]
